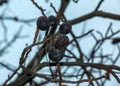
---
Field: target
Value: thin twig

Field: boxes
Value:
[95,0,104,11]
[31,0,46,16]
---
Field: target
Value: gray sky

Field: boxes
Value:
[0,0,120,86]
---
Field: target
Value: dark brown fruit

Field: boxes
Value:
[48,15,57,26]
[59,22,72,34]
[54,34,69,49]
[48,46,65,62]
[37,16,50,31]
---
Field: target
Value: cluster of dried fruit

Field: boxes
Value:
[36,15,72,62]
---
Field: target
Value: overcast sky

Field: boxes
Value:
[0,0,120,86]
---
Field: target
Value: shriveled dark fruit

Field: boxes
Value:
[37,16,49,31]
[48,46,65,62]
[48,15,57,26]
[54,34,69,49]
[59,22,72,34]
